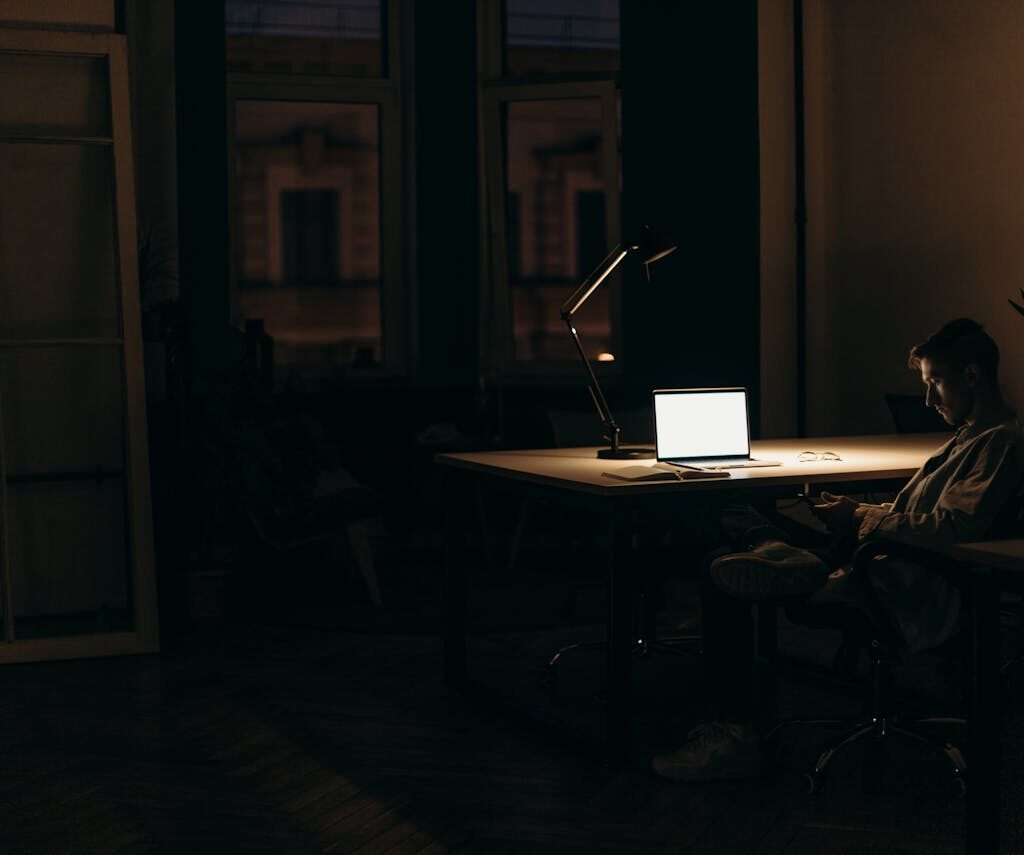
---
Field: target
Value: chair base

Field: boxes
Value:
[768,714,967,795]
[543,634,702,687]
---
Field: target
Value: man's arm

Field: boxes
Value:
[811,492,878,539]
[857,432,1023,549]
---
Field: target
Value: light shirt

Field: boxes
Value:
[859,418,1024,549]
[855,417,1024,652]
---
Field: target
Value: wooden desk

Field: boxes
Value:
[948,538,1024,855]
[437,433,943,767]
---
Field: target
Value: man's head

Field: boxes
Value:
[908,318,1001,426]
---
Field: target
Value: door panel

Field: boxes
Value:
[0,29,157,661]
[0,143,120,339]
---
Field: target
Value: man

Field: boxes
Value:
[652,317,1024,782]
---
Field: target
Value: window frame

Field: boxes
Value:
[481,80,618,380]
[225,0,407,380]
[477,1,622,381]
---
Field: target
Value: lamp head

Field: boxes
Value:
[629,224,677,264]
[628,225,677,281]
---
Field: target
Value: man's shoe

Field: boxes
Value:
[652,722,764,782]
[710,539,830,601]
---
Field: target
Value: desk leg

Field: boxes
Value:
[444,471,468,689]
[966,568,1000,855]
[606,514,633,768]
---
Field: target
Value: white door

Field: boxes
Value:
[0,29,158,661]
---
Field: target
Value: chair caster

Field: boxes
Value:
[805,771,826,795]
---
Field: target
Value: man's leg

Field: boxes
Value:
[651,501,844,782]
[652,550,765,781]
[711,500,840,601]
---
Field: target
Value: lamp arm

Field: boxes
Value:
[563,316,621,453]
[556,227,672,460]
[559,245,628,318]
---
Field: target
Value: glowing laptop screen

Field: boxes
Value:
[654,388,751,461]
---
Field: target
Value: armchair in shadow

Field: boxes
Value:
[187,335,385,612]
[243,465,383,607]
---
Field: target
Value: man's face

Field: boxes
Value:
[919,357,976,426]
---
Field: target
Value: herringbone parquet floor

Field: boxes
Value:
[2,538,1023,854]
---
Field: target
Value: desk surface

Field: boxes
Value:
[435,433,945,496]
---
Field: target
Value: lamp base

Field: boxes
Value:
[597,447,656,460]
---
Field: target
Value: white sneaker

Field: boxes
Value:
[651,722,765,782]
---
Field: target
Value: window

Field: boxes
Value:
[480,1,622,375]
[226,0,405,379]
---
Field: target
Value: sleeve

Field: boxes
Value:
[857,430,1024,549]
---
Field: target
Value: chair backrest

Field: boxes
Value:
[546,406,653,448]
[884,393,950,434]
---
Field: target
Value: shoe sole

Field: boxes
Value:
[711,555,828,601]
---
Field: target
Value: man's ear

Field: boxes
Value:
[964,363,981,387]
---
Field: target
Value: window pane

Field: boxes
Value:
[0,348,125,477]
[226,0,383,76]
[0,53,111,138]
[8,480,130,639]
[505,0,619,75]
[234,100,382,373]
[505,97,612,362]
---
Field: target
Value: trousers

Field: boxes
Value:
[701,500,854,721]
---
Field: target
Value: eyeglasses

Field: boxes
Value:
[798,451,842,462]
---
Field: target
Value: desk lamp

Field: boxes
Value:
[560,225,677,459]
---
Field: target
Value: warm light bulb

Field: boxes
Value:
[596,352,615,362]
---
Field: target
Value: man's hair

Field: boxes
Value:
[908,318,1000,381]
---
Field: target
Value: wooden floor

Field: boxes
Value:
[3,545,1024,854]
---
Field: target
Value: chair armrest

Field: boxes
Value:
[852,538,979,611]
[852,538,958,573]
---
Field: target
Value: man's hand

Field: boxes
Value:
[812,490,865,537]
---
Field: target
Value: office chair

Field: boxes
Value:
[541,406,703,687]
[884,392,952,434]
[504,406,654,571]
[769,539,969,795]
[543,532,704,688]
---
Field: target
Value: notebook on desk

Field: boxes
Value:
[652,387,782,470]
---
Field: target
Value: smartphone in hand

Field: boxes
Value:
[798,492,824,517]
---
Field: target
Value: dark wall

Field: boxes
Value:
[620,2,761,432]
[174,0,230,396]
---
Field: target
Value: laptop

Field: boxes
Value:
[652,387,782,469]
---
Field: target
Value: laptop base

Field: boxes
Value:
[669,458,782,470]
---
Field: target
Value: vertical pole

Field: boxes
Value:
[0,379,12,644]
[793,0,808,437]
[606,510,633,767]
[966,567,1001,854]
[444,470,468,688]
